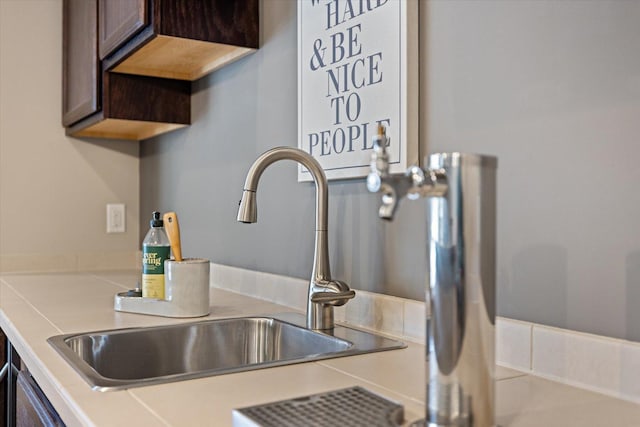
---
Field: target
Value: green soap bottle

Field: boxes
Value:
[142,211,170,299]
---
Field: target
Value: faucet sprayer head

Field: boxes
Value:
[237,190,257,223]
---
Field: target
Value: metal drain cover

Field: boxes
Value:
[232,386,404,427]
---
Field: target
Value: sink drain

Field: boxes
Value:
[232,386,404,427]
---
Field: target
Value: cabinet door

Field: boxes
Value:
[16,371,65,427]
[62,0,99,127]
[1,330,5,426]
[98,0,147,59]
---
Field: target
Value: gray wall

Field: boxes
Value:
[141,0,640,342]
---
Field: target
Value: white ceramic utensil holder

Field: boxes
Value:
[114,258,210,318]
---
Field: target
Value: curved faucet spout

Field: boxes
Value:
[237,147,353,330]
[238,147,328,233]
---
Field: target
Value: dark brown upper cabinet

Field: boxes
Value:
[62,0,99,127]
[106,0,259,81]
[62,0,259,141]
[99,0,148,59]
[66,71,191,141]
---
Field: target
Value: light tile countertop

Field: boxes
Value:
[0,271,638,426]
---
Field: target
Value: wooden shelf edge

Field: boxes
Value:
[112,35,257,81]
[68,118,187,141]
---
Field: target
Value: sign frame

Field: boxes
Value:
[297,0,419,182]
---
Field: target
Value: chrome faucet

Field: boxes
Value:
[237,147,355,330]
[368,126,498,427]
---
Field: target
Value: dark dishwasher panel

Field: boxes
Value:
[16,370,65,427]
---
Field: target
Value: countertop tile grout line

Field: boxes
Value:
[87,273,133,291]
[315,360,425,407]
[0,278,64,334]
[128,390,175,427]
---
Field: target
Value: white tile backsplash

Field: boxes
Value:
[620,342,640,402]
[212,264,308,312]
[342,290,405,337]
[211,264,258,297]
[403,299,426,343]
[0,251,139,273]
[336,289,375,328]
[531,326,636,401]
[77,251,140,271]
[208,262,640,404]
[496,317,532,371]
[267,273,307,311]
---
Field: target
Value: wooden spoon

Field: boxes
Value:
[163,212,183,262]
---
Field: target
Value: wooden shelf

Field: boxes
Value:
[112,35,256,81]
[69,118,187,141]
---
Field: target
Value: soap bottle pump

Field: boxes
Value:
[142,211,170,299]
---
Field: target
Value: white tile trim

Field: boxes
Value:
[209,262,640,404]
[496,317,532,372]
[0,251,140,273]
[531,324,640,404]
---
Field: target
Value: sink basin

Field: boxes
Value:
[48,314,405,391]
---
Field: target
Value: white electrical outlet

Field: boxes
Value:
[106,203,126,233]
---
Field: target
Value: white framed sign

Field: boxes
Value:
[297,0,419,182]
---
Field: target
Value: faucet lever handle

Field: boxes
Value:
[310,290,355,306]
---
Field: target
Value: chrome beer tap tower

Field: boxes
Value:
[368,126,498,427]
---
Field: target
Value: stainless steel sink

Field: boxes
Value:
[48,314,405,391]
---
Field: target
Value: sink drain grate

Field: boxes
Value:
[232,386,404,427]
